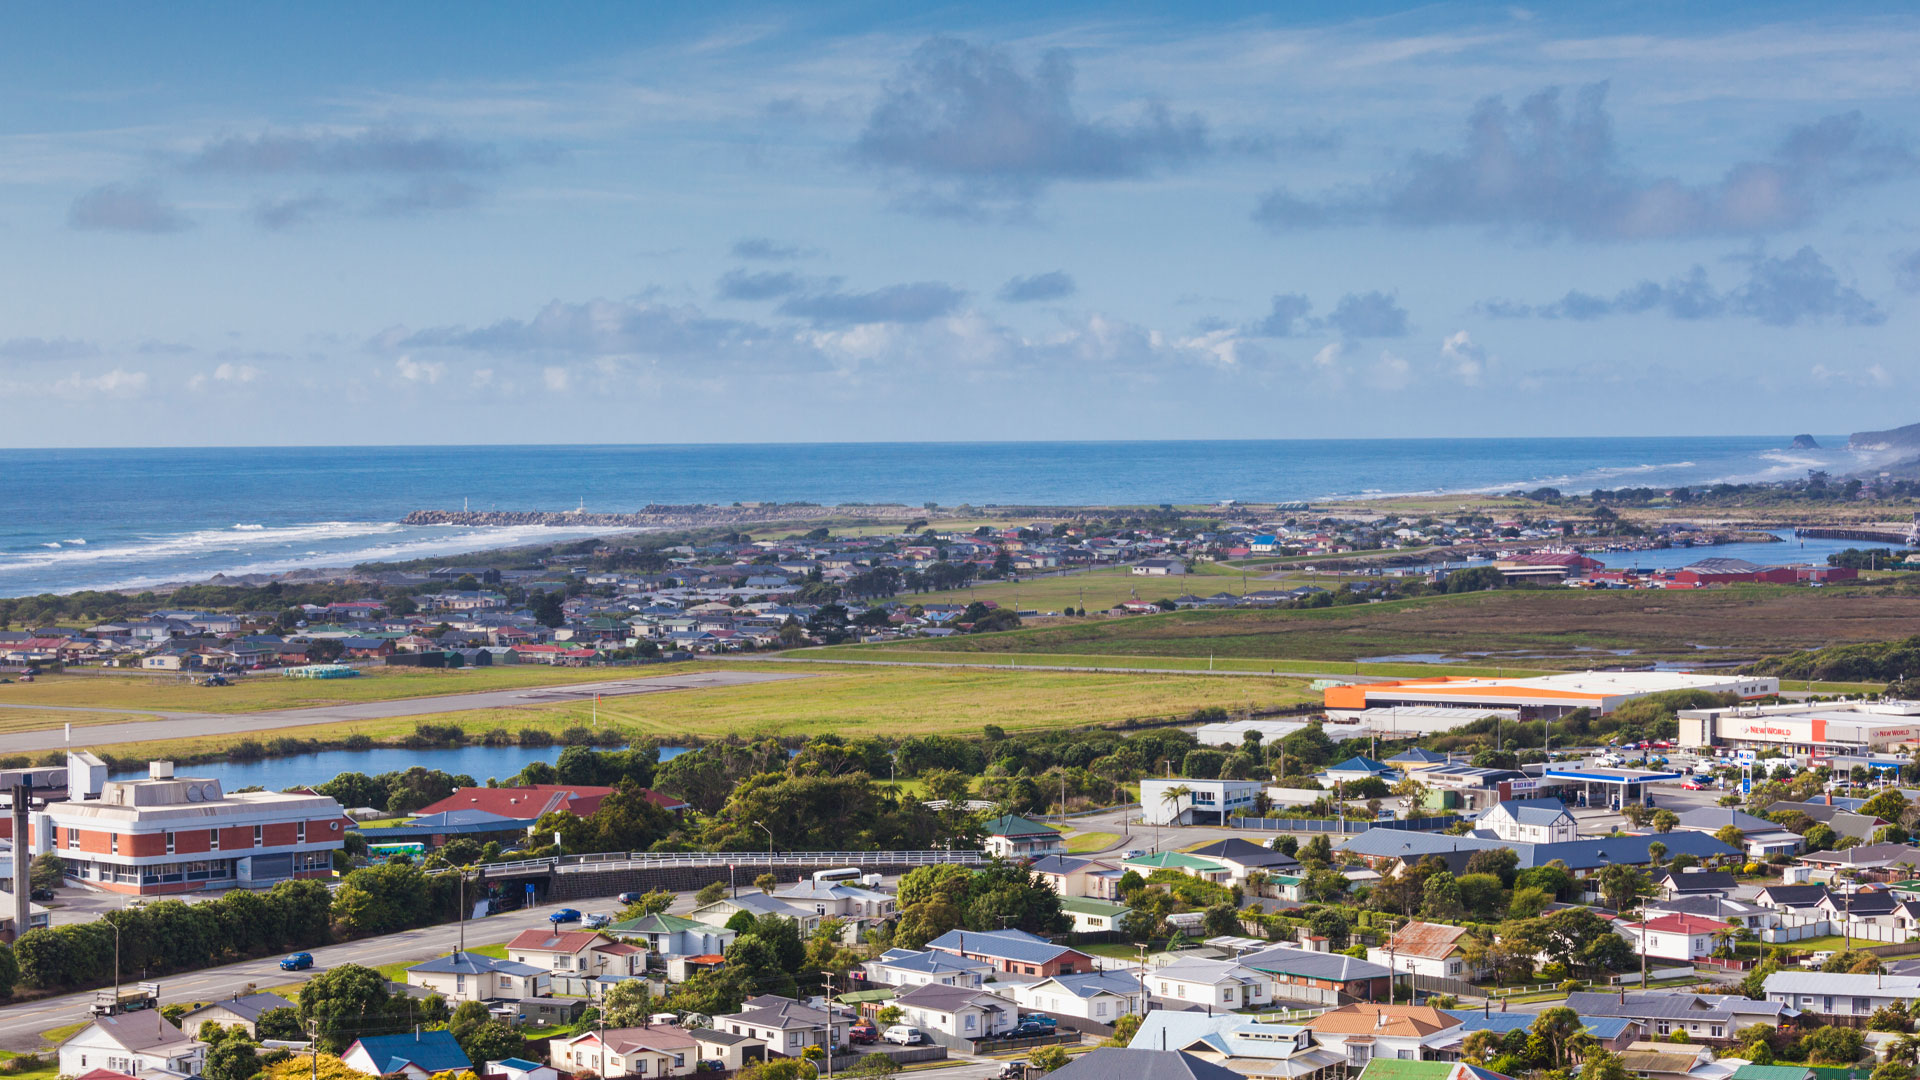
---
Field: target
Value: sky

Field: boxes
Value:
[3,1,1919,445]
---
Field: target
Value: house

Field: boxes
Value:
[1132,559,1188,576]
[485,1058,562,1080]
[550,1025,703,1079]
[773,879,896,923]
[1766,801,1885,842]
[1185,838,1301,883]
[1031,854,1127,900]
[689,891,822,936]
[1649,869,1738,900]
[1236,945,1396,1004]
[1140,779,1262,826]
[58,1012,209,1079]
[1385,748,1453,773]
[1129,1012,1347,1078]
[1365,921,1480,979]
[1011,971,1148,1025]
[1799,843,1920,879]
[1564,991,1795,1041]
[1149,956,1278,1010]
[980,814,1066,859]
[408,950,549,1002]
[712,994,852,1055]
[1051,1048,1245,1080]
[180,992,295,1037]
[1640,895,1774,931]
[1434,1010,1638,1055]
[1479,799,1578,844]
[506,929,644,977]
[1815,888,1920,933]
[1762,971,1920,1020]
[1320,756,1398,786]
[1121,851,1234,885]
[682,1029,764,1074]
[1614,913,1733,962]
[1061,896,1132,935]
[862,947,994,990]
[925,928,1094,976]
[1337,828,1737,876]
[1672,807,1804,858]
[341,1030,472,1080]
[605,912,735,959]
[892,983,1021,1045]
[1754,884,1831,911]
[1302,1004,1462,1067]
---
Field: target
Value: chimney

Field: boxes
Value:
[1376,1009,1387,1030]
[415,1025,421,1040]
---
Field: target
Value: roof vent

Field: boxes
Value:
[186,785,204,802]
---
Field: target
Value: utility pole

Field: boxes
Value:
[821,971,837,1079]
[309,1019,320,1080]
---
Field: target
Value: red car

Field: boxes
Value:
[849,1024,878,1045]
[1681,778,1710,790]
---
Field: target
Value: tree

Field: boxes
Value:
[617,889,675,921]
[601,978,654,1027]
[1421,871,1467,921]
[695,881,729,906]
[457,1020,525,1066]
[1650,810,1679,833]
[256,1007,302,1041]
[1508,886,1551,919]
[205,1037,260,1080]
[1461,1029,1501,1065]
[1202,903,1241,938]
[1159,784,1194,824]
[1862,789,1910,821]
[298,964,403,1053]
[0,942,17,1000]
[1104,1013,1143,1048]
[1582,1047,1632,1080]
[1029,1045,1071,1073]
[1802,1025,1867,1066]
[1596,864,1648,913]
[1530,1008,1582,1068]
[30,853,65,893]
[1465,847,1520,888]
[877,1005,904,1026]
[755,873,779,894]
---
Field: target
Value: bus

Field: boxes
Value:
[369,841,427,859]
[812,867,862,885]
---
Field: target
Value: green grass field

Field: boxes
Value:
[70,662,1314,761]
[791,646,1554,679]
[0,663,708,721]
[1065,831,1120,853]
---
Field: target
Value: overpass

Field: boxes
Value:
[477,849,989,902]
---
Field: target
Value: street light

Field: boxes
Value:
[754,820,775,854]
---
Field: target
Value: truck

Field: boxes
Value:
[91,983,161,1016]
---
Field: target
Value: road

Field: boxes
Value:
[0,899,583,1050]
[728,654,1396,684]
[0,669,812,753]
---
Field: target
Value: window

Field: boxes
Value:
[111,834,119,854]
[1176,985,1186,998]
[1399,1050,1417,1060]
[67,829,78,850]
[1711,1027,1724,1038]
[297,823,306,843]
[1349,1044,1372,1064]
[211,829,220,851]
[165,831,176,854]
[1854,998,1870,1014]
[965,1015,976,1031]
[1224,988,1236,1003]
[254,825,264,846]
[1657,1022,1671,1035]
[555,956,570,969]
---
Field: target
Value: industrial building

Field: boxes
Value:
[1677,700,1920,755]
[1324,671,1778,720]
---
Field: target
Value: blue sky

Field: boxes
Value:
[3,1,1918,445]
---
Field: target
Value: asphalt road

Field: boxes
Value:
[0,669,812,753]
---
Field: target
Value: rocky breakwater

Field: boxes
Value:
[403,502,924,528]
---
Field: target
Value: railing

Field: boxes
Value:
[1256,1007,1331,1023]
[1226,815,1464,834]
[481,850,989,875]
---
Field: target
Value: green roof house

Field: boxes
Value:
[982,815,1065,859]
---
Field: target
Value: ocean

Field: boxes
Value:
[0,436,1874,596]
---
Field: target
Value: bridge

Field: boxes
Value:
[477,849,988,902]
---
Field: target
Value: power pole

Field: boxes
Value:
[821,970,837,1079]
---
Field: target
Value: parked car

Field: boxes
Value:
[1018,1014,1056,1031]
[549,908,582,925]
[998,1064,1028,1080]
[584,913,611,929]
[1015,1020,1053,1036]
[1681,778,1710,791]
[849,1023,878,1045]
[883,1026,924,1046]
[29,887,54,901]
[280,952,314,971]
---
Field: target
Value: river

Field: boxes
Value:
[108,743,692,793]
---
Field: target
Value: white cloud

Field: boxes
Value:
[542,366,571,391]
[394,355,445,384]
[53,368,147,397]
[1372,349,1412,390]
[213,362,259,383]
[1440,331,1488,384]
[1811,362,1892,387]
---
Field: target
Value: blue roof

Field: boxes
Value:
[873,948,992,975]
[351,1031,472,1075]
[1387,748,1449,764]
[408,951,545,977]
[1339,827,1736,870]
[1041,971,1147,999]
[1443,1009,1633,1040]
[495,1060,544,1072]
[1328,755,1393,773]
[926,928,1079,965]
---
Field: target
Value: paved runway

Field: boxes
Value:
[0,669,812,753]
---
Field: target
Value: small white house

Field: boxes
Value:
[892,983,1021,1042]
[1614,913,1732,962]
[1010,971,1148,1024]
[1149,956,1276,1010]
[407,951,549,1002]
[863,948,993,990]
[59,1013,207,1079]
[1479,798,1579,843]
[1365,921,1479,979]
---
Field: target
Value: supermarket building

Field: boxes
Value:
[1678,700,1920,756]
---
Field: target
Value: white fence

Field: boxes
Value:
[482,849,988,876]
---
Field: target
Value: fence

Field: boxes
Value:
[1407,973,1480,998]
[1227,815,1463,834]
[1759,916,1916,945]
[482,849,987,876]
[974,1032,1080,1055]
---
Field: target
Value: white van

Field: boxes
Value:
[884,1026,925,1045]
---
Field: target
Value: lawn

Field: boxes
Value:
[1065,831,1120,853]
[806,584,1920,668]
[69,663,1315,761]
[0,663,709,723]
[792,646,1553,680]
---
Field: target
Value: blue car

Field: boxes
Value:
[280,952,314,971]
[549,908,582,925]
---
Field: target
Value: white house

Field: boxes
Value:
[59,1013,208,1079]
[1614,913,1732,962]
[980,814,1066,859]
[606,912,735,958]
[773,880,896,924]
[1030,855,1126,900]
[1365,921,1480,979]
[1140,778,1262,826]
[713,995,852,1055]
[1149,956,1277,1010]
[862,948,993,990]
[1302,1004,1463,1068]
[1131,559,1187,576]
[1480,798,1579,844]
[892,983,1021,1043]
[407,951,549,1002]
[506,929,645,977]
[486,1058,562,1080]
[1010,971,1148,1024]
[1060,897,1132,935]
[1763,971,1920,1019]
[550,1026,701,1079]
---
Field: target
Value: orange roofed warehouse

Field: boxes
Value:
[1325,671,1778,721]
